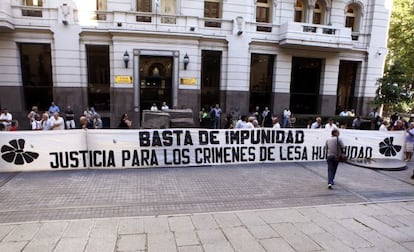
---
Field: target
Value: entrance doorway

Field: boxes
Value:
[337,61,358,114]
[139,56,173,111]
[200,50,221,111]
[86,45,110,111]
[19,43,53,111]
[290,57,322,114]
[249,53,274,113]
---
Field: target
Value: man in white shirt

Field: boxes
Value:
[325,118,338,131]
[379,120,389,132]
[283,108,291,128]
[161,101,169,111]
[50,112,65,130]
[235,115,247,129]
[311,117,323,129]
[244,116,255,129]
[272,116,281,129]
[0,108,12,130]
[150,103,158,111]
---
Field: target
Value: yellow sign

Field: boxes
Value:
[180,78,197,85]
[115,75,133,84]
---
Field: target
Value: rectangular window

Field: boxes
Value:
[345,16,355,31]
[204,1,220,18]
[22,0,43,17]
[256,7,269,23]
[97,0,107,20]
[23,0,43,6]
[204,1,221,27]
[294,10,302,22]
[160,0,176,14]
[313,13,321,24]
[137,0,152,12]
[136,0,152,22]
[256,0,270,23]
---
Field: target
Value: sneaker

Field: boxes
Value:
[328,184,332,189]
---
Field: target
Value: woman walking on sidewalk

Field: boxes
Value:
[325,129,345,189]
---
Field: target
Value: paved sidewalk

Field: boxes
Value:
[0,200,413,252]
[0,161,413,251]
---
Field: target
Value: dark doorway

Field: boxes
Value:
[201,50,221,110]
[337,61,358,114]
[86,45,110,111]
[19,43,53,111]
[139,56,173,110]
[290,57,322,114]
[249,53,274,113]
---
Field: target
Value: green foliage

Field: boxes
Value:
[377,0,414,112]
[375,64,413,112]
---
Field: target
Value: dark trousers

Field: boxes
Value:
[327,155,339,185]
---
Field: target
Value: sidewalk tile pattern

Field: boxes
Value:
[0,201,413,251]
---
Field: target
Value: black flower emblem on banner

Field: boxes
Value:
[379,137,401,157]
[1,139,39,165]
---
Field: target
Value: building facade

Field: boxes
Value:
[0,0,391,128]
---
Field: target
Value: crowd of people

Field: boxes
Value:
[199,105,295,130]
[1,102,414,181]
[0,101,173,131]
[2,102,106,131]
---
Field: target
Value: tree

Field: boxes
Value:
[375,63,412,112]
[376,0,414,113]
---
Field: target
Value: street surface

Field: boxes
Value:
[0,161,413,251]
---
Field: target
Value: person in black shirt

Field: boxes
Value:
[65,105,76,129]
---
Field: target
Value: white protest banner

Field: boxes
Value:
[0,128,405,171]
[0,130,87,172]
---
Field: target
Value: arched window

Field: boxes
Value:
[345,4,360,32]
[294,0,304,22]
[312,0,325,24]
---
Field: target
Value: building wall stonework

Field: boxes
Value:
[0,0,391,128]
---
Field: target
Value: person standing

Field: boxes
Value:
[325,129,345,189]
[379,120,389,131]
[234,115,247,129]
[161,101,169,111]
[392,120,405,131]
[93,114,103,129]
[352,116,361,129]
[150,103,158,111]
[50,112,65,130]
[27,106,39,125]
[272,116,281,128]
[31,114,43,130]
[325,118,338,132]
[64,105,76,129]
[212,104,222,129]
[404,122,414,162]
[118,113,132,129]
[311,117,323,129]
[199,107,209,128]
[41,113,51,130]
[48,101,60,115]
[283,107,291,128]
[0,108,12,130]
[262,107,272,127]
